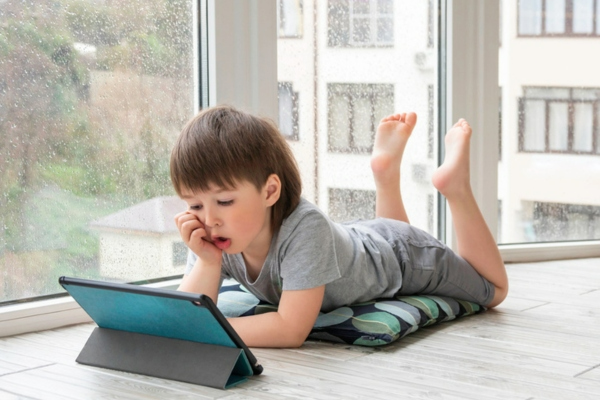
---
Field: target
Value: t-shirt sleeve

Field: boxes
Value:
[278,211,342,291]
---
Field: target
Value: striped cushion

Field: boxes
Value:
[218,283,484,346]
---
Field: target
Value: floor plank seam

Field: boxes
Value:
[0,387,39,400]
[0,363,55,379]
[518,302,551,312]
[573,363,600,378]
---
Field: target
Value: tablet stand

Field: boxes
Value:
[77,327,251,389]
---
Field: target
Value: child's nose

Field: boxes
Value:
[203,209,221,228]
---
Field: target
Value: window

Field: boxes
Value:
[328,83,394,153]
[519,87,600,154]
[0,0,195,303]
[278,82,300,140]
[328,188,376,222]
[328,0,394,47]
[518,0,600,36]
[172,241,188,267]
[531,201,600,241]
[278,0,303,38]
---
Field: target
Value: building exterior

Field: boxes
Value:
[278,0,600,244]
[278,0,437,234]
[90,196,188,281]
[498,0,600,243]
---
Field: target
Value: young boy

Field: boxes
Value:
[171,105,508,348]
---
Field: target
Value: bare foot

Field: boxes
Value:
[431,118,472,199]
[370,112,417,185]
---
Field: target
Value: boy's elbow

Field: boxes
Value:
[286,333,308,348]
[487,284,509,308]
[281,323,311,348]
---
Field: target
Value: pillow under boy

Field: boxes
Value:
[218,283,484,346]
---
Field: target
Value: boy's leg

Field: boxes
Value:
[431,119,508,307]
[370,112,417,223]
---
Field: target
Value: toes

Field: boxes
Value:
[405,112,417,129]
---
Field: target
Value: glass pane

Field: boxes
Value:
[329,93,351,149]
[523,100,546,151]
[353,96,373,149]
[352,0,371,14]
[0,1,195,302]
[378,0,393,14]
[573,103,593,152]
[499,5,600,244]
[525,87,570,99]
[545,0,566,34]
[328,188,376,222]
[373,92,394,128]
[279,0,303,38]
[548,102,568,151]
[572,0,594,34]
[352,17,371,43]
[278,83,296,138]
[377,17,394,43]
[279,1,438,233]
[518,0,542,35]
[572,88,600,100]
[328,0,350,47]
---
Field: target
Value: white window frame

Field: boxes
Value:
[0,0,278,337]
[3,0,599,338]
[448,0,600,262]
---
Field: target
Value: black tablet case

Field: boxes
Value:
[59,277,258,389]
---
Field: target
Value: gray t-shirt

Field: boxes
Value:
[185,198,403,312]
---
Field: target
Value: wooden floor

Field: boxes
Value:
[1,258,600,399]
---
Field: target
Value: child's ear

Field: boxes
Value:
[264,174,281,206]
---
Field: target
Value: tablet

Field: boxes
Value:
[59,276,263,377]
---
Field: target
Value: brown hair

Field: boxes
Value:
[170,105,302,232]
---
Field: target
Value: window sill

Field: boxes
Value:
[500,240,600,263]
[0,278,182,338]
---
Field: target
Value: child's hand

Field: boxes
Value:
[174,211,222,265]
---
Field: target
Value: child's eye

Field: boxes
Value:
[218,200,234,206]
[189,205,202,211]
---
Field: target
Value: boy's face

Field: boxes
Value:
[179,179,274,256]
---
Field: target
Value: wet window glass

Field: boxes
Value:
[0,0,195,303]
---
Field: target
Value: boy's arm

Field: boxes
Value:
[178,257,222,303]
[227,285,325,348]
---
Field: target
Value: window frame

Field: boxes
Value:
[278,81,300,141]
[449,0,600,262]
[517,0,600,37]
[3,0,600,338]
[327,82,394,154]
[518,86,600,155]
[327,0,394,48]
[0,0,279,337]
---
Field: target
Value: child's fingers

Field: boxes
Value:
[179,217,204,243]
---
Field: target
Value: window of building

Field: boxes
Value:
[519,87,600,154]
[172,241,188,267]
[328,83,394,153]
[328,188,376,222]
[532,201,600,241]
[278,82,300,140]
[278,0,303,38]
[518,0,600,36]
[328,0,394,47]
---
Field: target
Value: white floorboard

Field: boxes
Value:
[1,258,600,399]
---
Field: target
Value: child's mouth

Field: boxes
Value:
[212,236,231,250]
